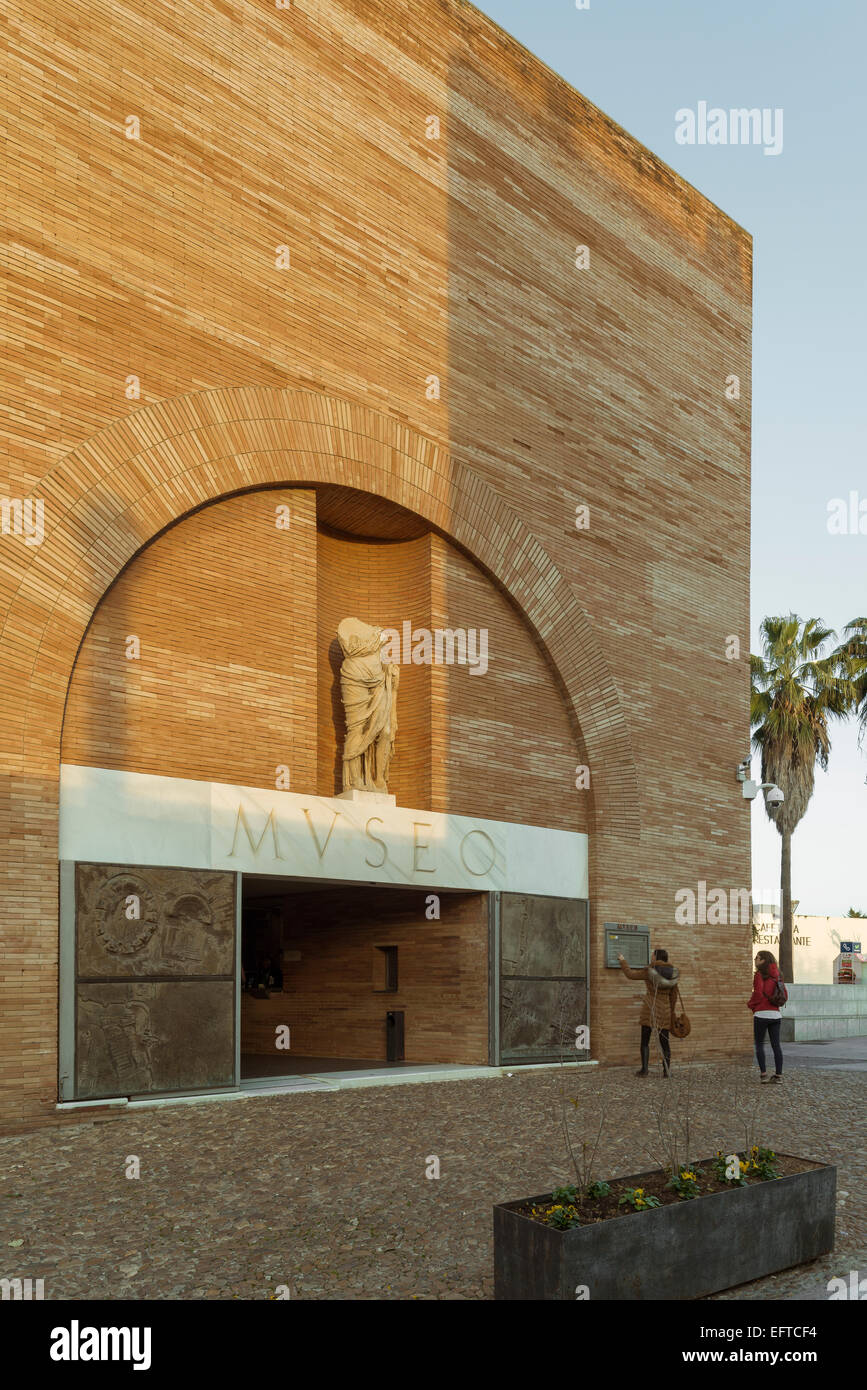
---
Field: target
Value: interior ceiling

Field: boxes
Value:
[314,485,429,541]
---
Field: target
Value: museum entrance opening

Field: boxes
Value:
[240,876,489,1081]
[60,858,589,1101]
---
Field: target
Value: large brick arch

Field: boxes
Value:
[3,385,639,839]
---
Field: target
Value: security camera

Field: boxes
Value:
[764,786,784,813]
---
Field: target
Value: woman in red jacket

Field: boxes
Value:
[748,949,784,1083]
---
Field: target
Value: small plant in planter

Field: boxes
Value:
[711,1145,782,1186]
[618,1186,661,1212]
[667,1166,702,1199]
[750,1146,781,1180]
[551,1180,611,1202]
[712,1150,748,1186]
[535,1180,610,1227]
[530,1188,583,1229]
[541,1203,582,1230]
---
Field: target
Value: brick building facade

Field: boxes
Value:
[1,0,751,1128]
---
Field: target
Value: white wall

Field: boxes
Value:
[753,913,867,984]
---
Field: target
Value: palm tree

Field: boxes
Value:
[838,617,867,743]
[750,616,855,980]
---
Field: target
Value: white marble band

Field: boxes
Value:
[59,764,588,899]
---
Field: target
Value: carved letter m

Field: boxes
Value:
[229,803,282,859]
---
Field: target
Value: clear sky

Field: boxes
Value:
[477,0,866,916]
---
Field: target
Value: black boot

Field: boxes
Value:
[635,1040,650,1076]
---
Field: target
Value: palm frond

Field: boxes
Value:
[750,614,857,835]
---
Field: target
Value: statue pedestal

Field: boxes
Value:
[336,789,397,807]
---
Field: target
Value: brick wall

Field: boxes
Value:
[63,490,318,788]
[430,534,589,833]
[1,0,751,1127]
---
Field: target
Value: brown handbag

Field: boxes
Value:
[670,984,691,1039]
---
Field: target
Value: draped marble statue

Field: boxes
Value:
[336,617,400,793]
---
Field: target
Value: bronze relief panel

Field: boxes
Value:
[76,863,235,978]
[73,862,236,1099]
[500,894,587,979]
[76,981,234,1099]
[499,894,588,1062]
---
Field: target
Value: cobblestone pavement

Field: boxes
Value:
[1,1061,864,1300]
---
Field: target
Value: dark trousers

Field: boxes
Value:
[640,1024,670,1069]
[754,1017,783,1074]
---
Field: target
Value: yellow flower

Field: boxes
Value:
[634,1188,644,1195]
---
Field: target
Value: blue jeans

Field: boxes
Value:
[754,1017,783,1075]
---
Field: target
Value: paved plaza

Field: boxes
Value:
[779,1036,867,1072]
[1,1053,864,1301]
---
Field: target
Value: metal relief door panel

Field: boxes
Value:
[73,863,237,1099]
[498,894,588,1064]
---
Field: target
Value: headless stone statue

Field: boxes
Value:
[336,617,399,792]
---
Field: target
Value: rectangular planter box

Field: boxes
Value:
[494,1155,836,1300]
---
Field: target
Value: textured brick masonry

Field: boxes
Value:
[1,0,751,1127]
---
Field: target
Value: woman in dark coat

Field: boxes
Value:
[748,949,784,1083]
[617,948,680,1077]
